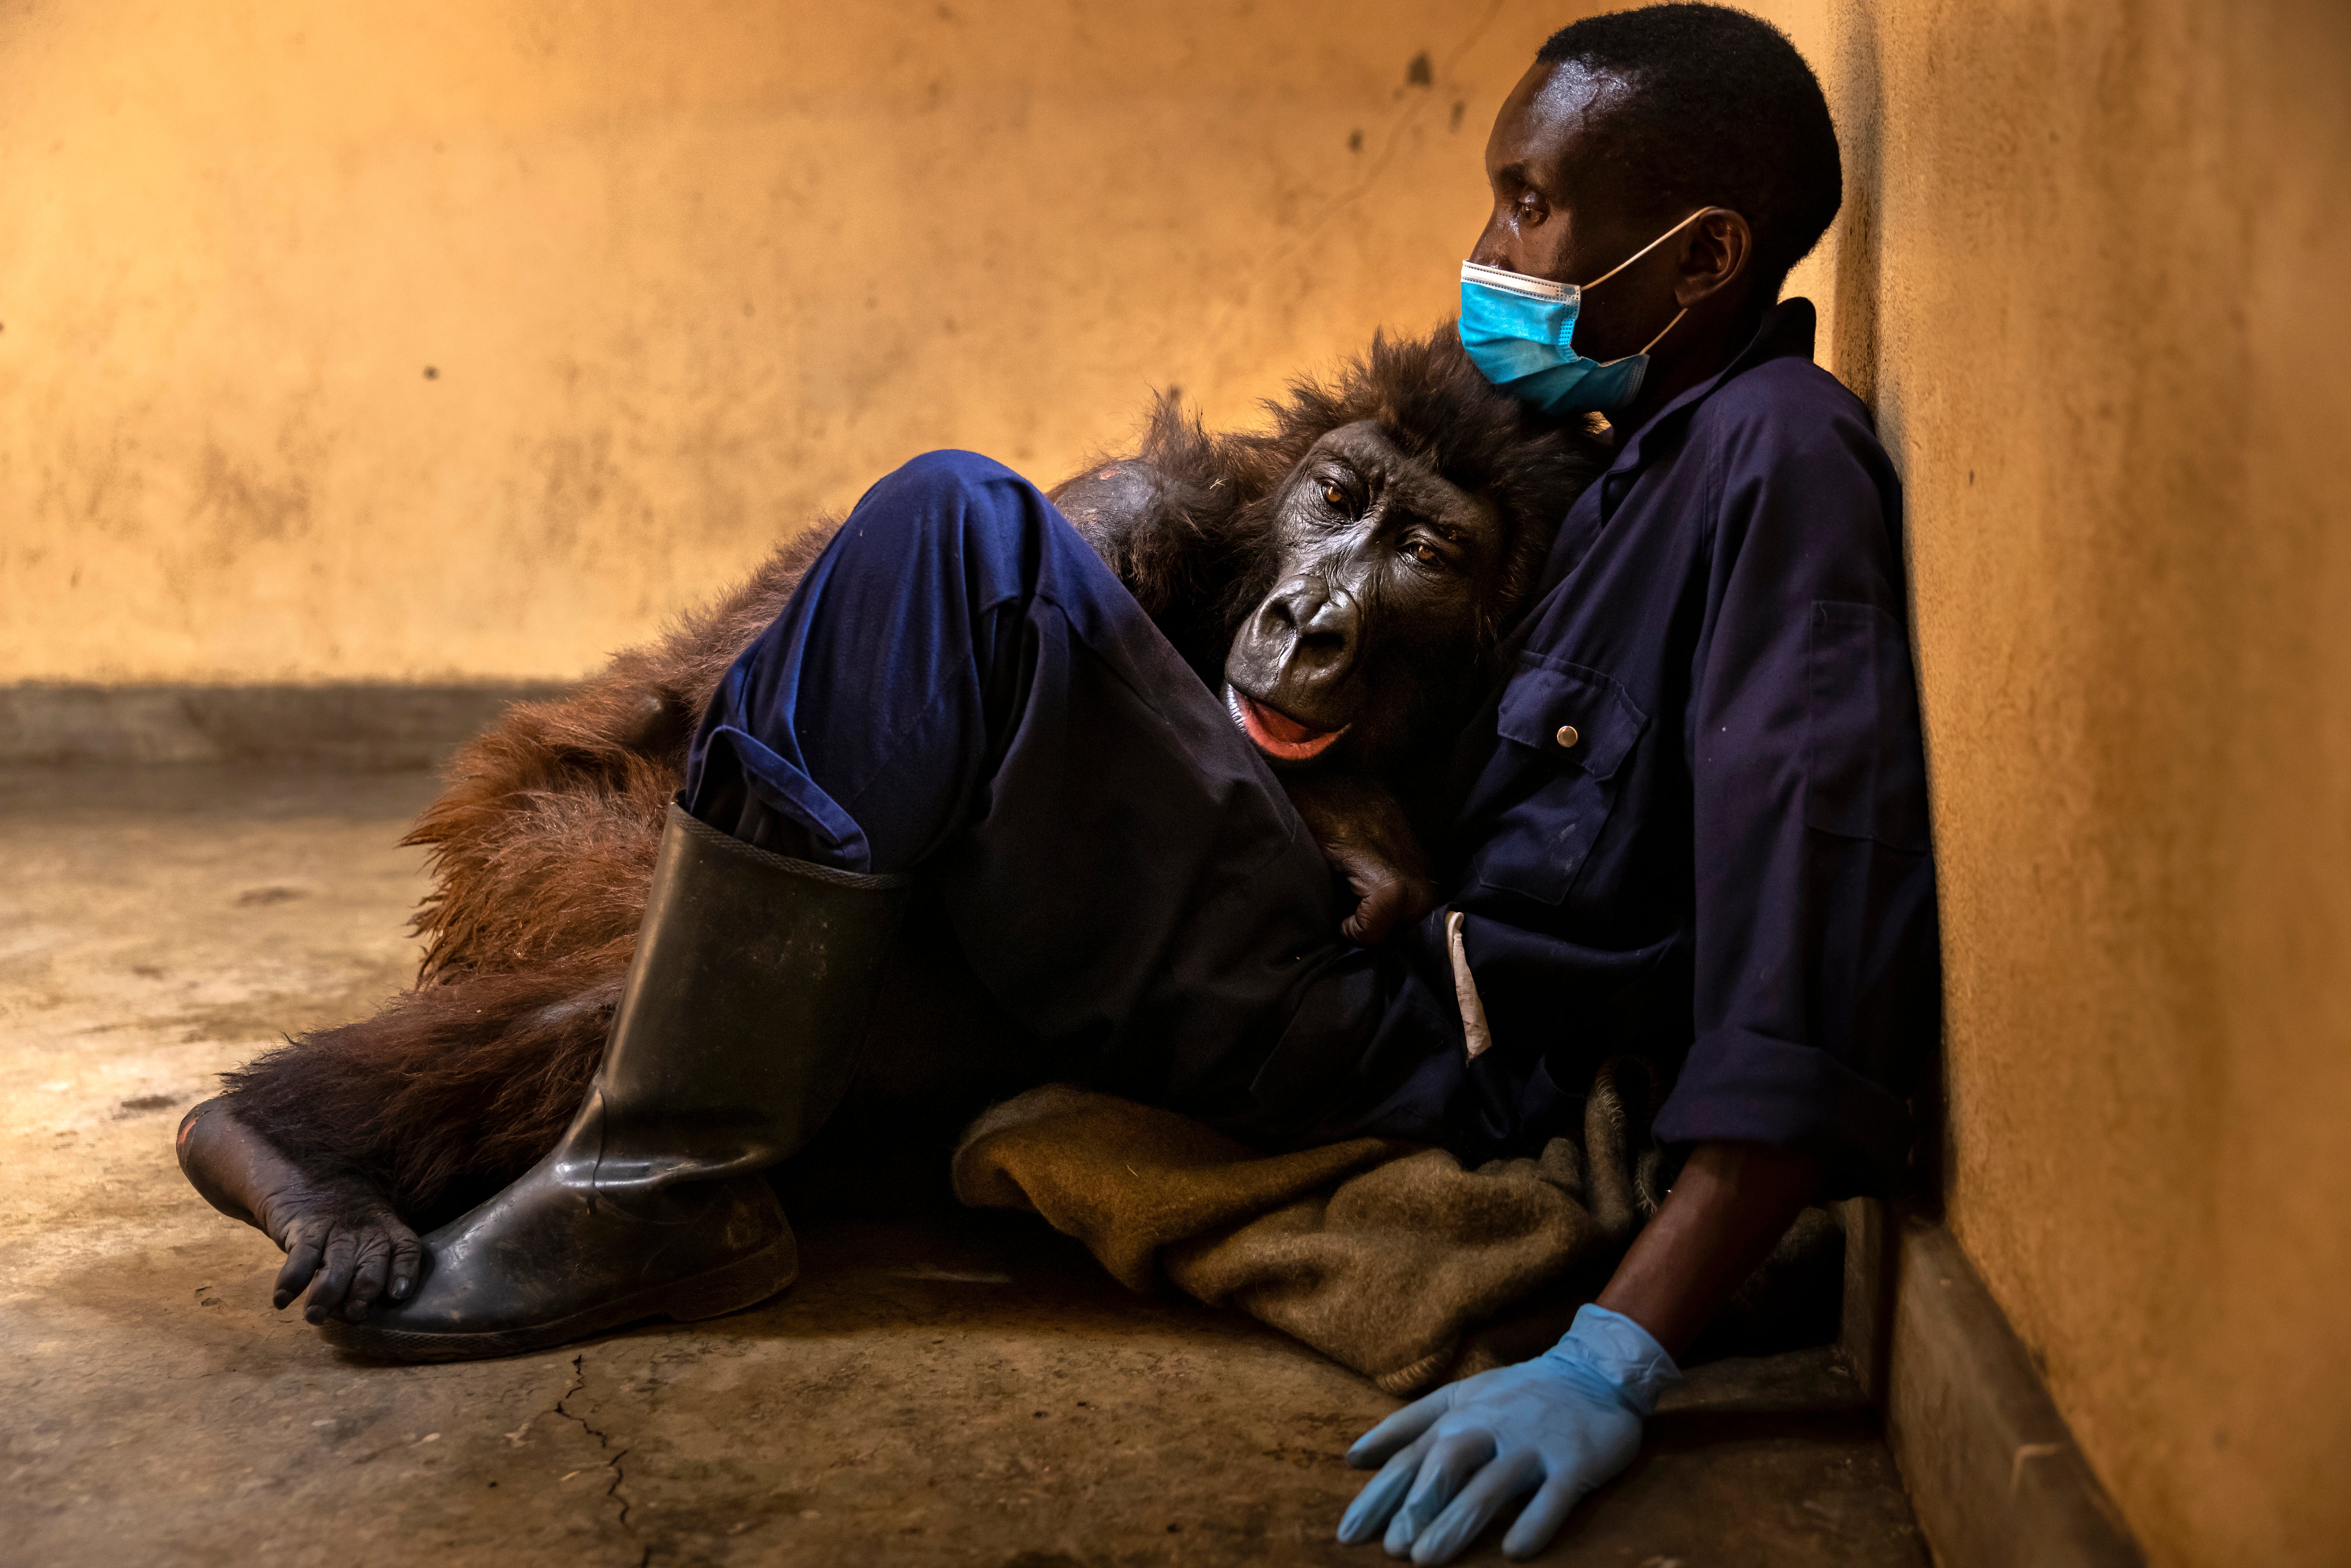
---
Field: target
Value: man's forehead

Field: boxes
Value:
[1498,59,1639,174]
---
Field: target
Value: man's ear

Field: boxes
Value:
[1672,208,1754,308]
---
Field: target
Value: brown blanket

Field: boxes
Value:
[950,1068,1668,1394]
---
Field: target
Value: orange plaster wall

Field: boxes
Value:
[1759,1,2351,1560]
[0,0,1590,682]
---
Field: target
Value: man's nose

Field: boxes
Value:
[1467,208,1523,270]
[1468,221,1513,270]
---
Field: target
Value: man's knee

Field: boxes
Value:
[800,447,1094,638]
[804,451,1058,609]
[852,449,1047,557]
[882,447,1025,499]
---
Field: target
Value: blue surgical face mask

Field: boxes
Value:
[1458,210,1705,415]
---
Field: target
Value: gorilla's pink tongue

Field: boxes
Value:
[1227,687,1347,761]
[1247,699,1322,744]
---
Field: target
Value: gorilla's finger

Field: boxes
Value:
[388,1229,424,1303]
[273,1231,326,1310]
[344,1232,394,1320]
[304,1231,361,1325]
[1341,878,1406,946]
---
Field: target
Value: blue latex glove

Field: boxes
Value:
[1336,1304,1680,1563]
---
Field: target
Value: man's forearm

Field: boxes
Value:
[1593,1139,1823,1357]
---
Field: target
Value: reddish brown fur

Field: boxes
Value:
[223,530,835,1216]
[220,327,1605,1221]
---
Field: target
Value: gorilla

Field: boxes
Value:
[176,325,1609,1325]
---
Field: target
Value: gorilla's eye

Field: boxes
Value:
[1407,539,1444,566]
[1322,483,1348,511]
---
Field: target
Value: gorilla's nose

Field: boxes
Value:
[1260,580,1357,673]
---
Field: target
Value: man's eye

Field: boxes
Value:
[1322,484,1348,510]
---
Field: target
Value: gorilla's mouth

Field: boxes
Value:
[1224,684,1349,762]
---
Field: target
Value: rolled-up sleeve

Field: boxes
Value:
[1649,405,1941,1195]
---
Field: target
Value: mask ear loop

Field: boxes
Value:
[1584,209,1708,361]
[1636,306,1688,356]
[1580,208,1709,290]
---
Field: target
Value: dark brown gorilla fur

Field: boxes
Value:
[219,326,1606,1223]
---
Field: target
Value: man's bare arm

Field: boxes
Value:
[1594,1139,1824,1356]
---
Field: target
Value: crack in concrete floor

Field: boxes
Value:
[555,1352,637,1531]
[0,764,1928,1567]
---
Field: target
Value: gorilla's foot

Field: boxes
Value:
[318,1156,795,1364]
[175,1097,423,1323]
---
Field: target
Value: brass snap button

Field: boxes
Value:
[1555,724,1580,748]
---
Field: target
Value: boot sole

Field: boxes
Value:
[317,1240,797,1364]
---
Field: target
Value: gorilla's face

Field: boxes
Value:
[1223,420,1510,769]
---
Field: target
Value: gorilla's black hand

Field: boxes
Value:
[177,1099,422,1324]
[1284,774,1439,946]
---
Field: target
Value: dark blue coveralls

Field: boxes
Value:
[684,300,1939,1195]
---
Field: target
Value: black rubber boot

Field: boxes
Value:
[323,802,911,1363]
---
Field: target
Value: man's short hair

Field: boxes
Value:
[1538,4,1842,302]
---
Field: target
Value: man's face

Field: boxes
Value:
[1469,61,1674,364]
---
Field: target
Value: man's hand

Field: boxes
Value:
[1337,1141,1825,1560]
[1284,773,1438,945]
[1337,1305,1677,1563]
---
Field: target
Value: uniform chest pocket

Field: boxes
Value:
[1472,660,1649,906]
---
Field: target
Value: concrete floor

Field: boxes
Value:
[0,765,1931,1568]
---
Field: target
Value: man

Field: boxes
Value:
[324,7,1935,1561]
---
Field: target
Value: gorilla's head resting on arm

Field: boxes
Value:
[1053,327,1609,781]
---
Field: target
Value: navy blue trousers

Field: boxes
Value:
[682,451,1449,1143]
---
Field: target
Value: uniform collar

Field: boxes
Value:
[1599,297,1820,477]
